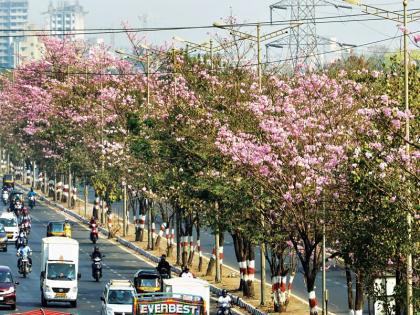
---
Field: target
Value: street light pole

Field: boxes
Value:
[146,52,150,105]
[403,2,413,314]
[257,24,262,93]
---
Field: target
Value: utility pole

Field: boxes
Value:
[68,165,72,209]
[403,2,413,314]
[84,176,88,217]
[215,201,221,283]
[322,203,328,315]
[32,160,35,188]
[123,181,127,237]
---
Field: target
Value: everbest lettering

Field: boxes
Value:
[139,303,198,314]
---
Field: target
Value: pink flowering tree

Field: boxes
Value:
[215,72,372,314]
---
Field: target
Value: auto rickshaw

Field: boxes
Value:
[46,221,69,237]
[2,174,14,189]
[133,268,162,293]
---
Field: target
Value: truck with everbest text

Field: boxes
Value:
[40,237,80,307]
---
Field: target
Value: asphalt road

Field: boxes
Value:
[0,200,219,315]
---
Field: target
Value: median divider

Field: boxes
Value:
[18,184,265,315]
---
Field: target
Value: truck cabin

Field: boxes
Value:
[133,293,205,315]
[43,261,77,281]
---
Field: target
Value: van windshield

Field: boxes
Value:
[0,218,17,227]
[47,263,76,281]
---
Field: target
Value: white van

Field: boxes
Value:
[0,212,18,242]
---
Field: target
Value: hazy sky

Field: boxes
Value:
[27,0,420,57]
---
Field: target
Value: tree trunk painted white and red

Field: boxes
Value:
[181,235,189,266]
[308,290,318,315]
[155,222,167,248]
[196,225,203,272]
[187,235,195,266]
[205,246,216,276]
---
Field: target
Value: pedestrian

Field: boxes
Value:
[92,200,99,220]
[106,208,113,239]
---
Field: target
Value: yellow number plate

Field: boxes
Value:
[55,292,67,298]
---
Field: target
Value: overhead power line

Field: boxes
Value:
[0,8,418,39]
[0,30,415,76]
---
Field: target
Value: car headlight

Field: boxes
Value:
[106,309,114,315]
[3,287,14,294]
[45,285,53,293]
[71,286,78,293]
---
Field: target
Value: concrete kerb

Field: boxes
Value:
[20,185,265,315]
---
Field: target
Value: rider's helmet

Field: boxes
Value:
[222,289,227,297]
[161,254,166,261]
[94,246,100,252]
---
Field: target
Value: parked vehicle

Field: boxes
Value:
[100,280,136,315]
[0,224,8,252]
[0,212,19,243]
[0,265,19,310]
[40,237,80,307]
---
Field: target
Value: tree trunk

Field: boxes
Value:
[354,271,364,315]
[306,274,318,315]
[345,264,354,315]
[206,248,215,276]
[246,241,255,298]
[196,225,203,272]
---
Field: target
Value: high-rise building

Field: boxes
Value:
[18,25,44,65]
[44,1,87,41]
[0,0,29,69]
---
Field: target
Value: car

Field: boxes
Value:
[0,266,19,310]
[100,279,136,315]
[46,221,66,237]
[0,224,8,252]
[0,213,18,242]
[133,268,162,293]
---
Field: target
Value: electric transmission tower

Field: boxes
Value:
[269,0,351,70]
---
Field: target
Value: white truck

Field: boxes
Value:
[40,237,80,307]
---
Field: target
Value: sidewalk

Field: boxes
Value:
[24,181,311,315]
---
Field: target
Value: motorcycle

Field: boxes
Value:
[91,255,104,282]
[90,223,98,244]
[2,190,9,205]
[18,253,31,278]
[217,303,232,315]
[28,196,35,210]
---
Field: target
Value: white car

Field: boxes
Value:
[0,212,18,242]
[101,279,136,315]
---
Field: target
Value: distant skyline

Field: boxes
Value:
[25,0,420,55]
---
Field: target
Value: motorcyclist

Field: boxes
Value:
[27,187,36,199]
[156,254,171,277]
[64,219,71,237]
[217,289,232,315]
[89,217,97,227]
[17,240,32,271]
[28,188,36,208]
[180,266,194,278]
[15,228,27,248]
[91,246,103,260]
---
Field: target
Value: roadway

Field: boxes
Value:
[0,200,219,314]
